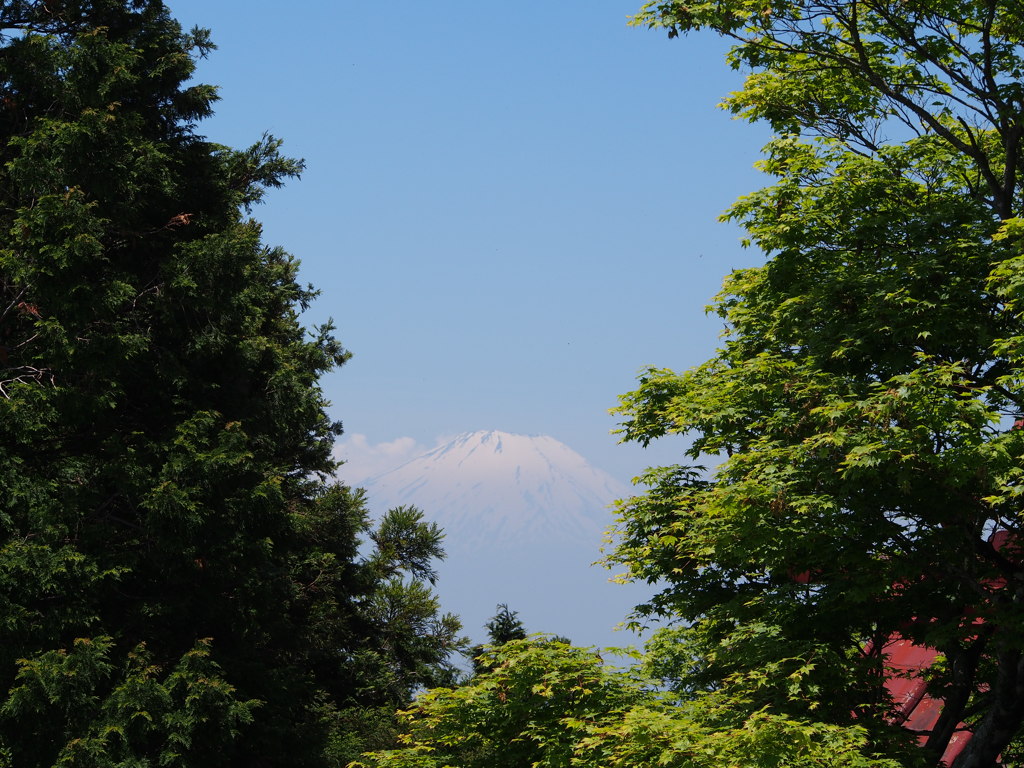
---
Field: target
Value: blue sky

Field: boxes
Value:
[166,0,772,484]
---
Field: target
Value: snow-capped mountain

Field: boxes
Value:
[359,430,630,550]
[342,431,650,652]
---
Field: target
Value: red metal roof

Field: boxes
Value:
[883,636,971,765]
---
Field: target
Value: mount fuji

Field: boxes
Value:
[343,431,653,652]
[359,430,629,550]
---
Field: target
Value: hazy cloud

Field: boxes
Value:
[332,434,429,487]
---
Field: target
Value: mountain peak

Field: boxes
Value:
[360,431,628,550]
[349,432,648,650]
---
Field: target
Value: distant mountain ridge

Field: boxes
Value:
[360,430,629,550]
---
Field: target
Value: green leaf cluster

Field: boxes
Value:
[611,2,1024,766]
[354,639,904,768]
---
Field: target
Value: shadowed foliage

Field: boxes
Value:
[0,2,462,766]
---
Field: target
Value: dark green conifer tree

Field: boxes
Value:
[468,604,528,675]
[0,2,461,765]
[484,604,528,646]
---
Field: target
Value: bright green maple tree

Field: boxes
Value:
[0,2,461,766]
[354,638,903,768]
[607,2,1024,767]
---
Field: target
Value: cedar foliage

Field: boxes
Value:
[0,2,461,766]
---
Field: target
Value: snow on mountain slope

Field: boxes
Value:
[338,430,650,650]
[358,430,630,550]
